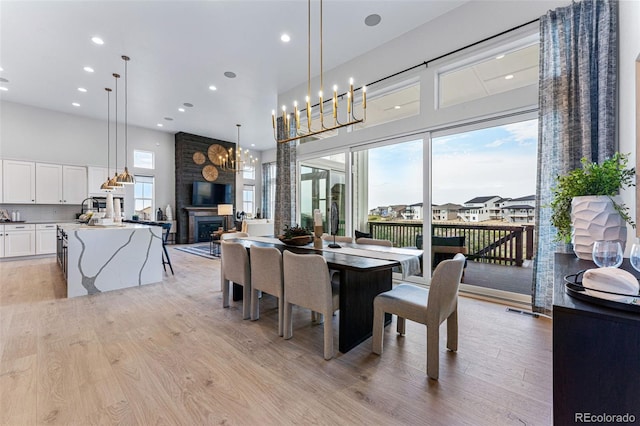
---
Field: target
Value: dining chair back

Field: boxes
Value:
[221,232,249,240]
[283,251,339,359]
[356,237,393,247]
[321,234,354,243]
[250,246,284,335]
[220,241,252,319]
[372,253,465,379]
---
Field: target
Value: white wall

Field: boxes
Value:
[0,101,175,219]
[619,0,640,242]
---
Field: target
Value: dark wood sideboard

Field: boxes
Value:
[553,253,640,424]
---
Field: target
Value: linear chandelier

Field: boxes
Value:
[218,124,256,173]
[272,0,366,144]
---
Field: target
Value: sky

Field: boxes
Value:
[368,119,538,209]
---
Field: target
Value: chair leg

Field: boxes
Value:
[242,283,251,320]
[323,316,334,360]
[222,277,230,308]
[397,317,406,336]
[283,301,293,339]
[446,309,458,352]
[250,288,260,321]
[277,296,284,337]
[426,326,440,380]
[162,243,174,275]
[372,301,385,355]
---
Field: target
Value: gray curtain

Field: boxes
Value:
[532,0,617,315]
[274,117,297,237]
[261,162,274,219]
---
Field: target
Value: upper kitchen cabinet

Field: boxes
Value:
[35,163,87,204]
[3,160,36,204]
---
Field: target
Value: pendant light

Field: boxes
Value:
[117,55,135,184]
[108,72,123,189]
[100,87,114,191]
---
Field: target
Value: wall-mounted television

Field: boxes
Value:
[192,182,232,206]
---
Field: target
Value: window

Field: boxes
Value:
[243,184,255,215]
[134,150,154,169]
[243,163,255,180]
[134,175,154,220]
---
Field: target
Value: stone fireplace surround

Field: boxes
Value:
[184,207,227,244]
[175,132,236,244]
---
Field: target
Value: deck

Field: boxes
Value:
[461,260,533,295]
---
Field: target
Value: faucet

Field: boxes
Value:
[80,197,99,215]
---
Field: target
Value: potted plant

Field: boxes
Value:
[550,152,636,259]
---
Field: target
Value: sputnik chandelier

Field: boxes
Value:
[272,0,366,144]
[218,124,256,173]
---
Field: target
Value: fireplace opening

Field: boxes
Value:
[197,220,223,243]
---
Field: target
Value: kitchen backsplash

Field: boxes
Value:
[0,204,80,222]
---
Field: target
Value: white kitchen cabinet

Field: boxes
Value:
[0,225,4,258]
[62,165,87,204]
[87,166,124,196]
[3,160,36,204]
[4,224,36,257]
[36,224,57,254]
[36,163,63,204]
[0,161,3,203]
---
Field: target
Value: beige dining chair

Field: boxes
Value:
[283,251,339,360]
[250,246,284,336]
[220,240,252,319]
[372,253,466,380]
[321,234,354,243]
[356,237,393,247]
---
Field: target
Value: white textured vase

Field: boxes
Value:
[113,198,122,222]
[105,192,114,219]
[165,204,173,220]
[570,195,627,260]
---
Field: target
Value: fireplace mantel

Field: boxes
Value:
[184,207,227,243]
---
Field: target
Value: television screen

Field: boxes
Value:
[192,182,232,206]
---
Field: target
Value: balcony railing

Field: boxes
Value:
[367,221,534,267]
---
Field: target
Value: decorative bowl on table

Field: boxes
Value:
[278,235,313,246]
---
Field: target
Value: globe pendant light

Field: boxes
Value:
[117,55,135,184]
[100,87,114,191]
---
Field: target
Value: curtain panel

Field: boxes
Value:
[261,162,274,219]
[274,117,297,237]
[532,0,618,315]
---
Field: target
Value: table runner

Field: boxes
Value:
[239,236,422,279]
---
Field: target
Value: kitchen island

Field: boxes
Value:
[57,223,163,298]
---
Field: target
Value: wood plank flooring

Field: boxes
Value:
[0,247,553,425]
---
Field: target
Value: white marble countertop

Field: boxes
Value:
[58,223,153,231]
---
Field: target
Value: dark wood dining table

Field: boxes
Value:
[226,237,422,353]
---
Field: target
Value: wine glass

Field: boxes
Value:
[592,240,623,268]
[630,242,640,273]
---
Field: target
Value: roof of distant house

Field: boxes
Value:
[434,203,464,210]
[509,195,536,202]
[501,204,535,210]
[465,195,501,204]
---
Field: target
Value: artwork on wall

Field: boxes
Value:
[193,151,206,165]
[202,165,219,182]
[208,144,227,166]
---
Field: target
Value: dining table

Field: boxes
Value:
[225,236,423,353]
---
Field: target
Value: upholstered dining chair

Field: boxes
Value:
[283,251,339,360]
[356,237,393,247]
[372,253,466,379]
[321,234,354,243]
[250,246,284,336]
[220,240,251,319]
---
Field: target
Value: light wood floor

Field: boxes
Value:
[0,248,553,425]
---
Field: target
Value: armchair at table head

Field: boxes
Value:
[372,253,466,380]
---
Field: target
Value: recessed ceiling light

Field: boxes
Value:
[364,14,382,27]
[251,143,255,147]
[224,71,236,79]
[178,107,185,112]
[0,66,3,71]
[394,105,401,109]
[72,102,80,107]
[505,74,514,80]
[164,117,174,121]
[91,36,104,45]
[0,87,8,92]
[77,87,87,93]
[157,123,164,127]
[209,85,217,91]
[83,66,94,73]
[183,103,194,107]
[496,54,505,60]
[281,34,291,42]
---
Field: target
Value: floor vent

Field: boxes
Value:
[506,307,540,318]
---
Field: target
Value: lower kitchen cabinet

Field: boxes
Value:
[36,224,57,254]
[4,224,36,257]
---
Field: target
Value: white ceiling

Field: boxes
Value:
[0,0,469,151]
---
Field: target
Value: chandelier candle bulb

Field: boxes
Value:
[306,96,312,131]
[363,85,367,110]
[271,110,276,129]
[294,101,299,130]
[347,91,351,114]
[332,85,337,120]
